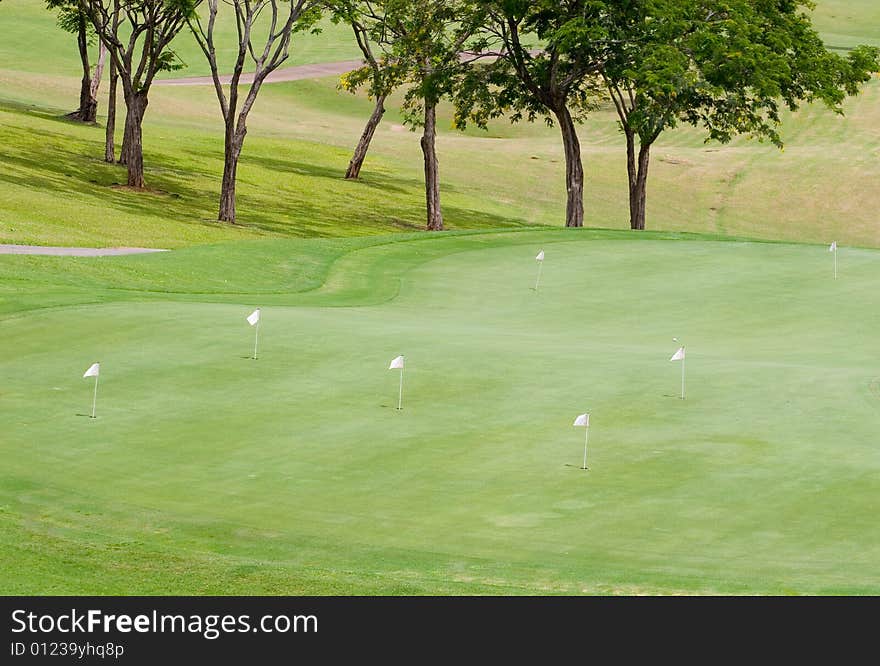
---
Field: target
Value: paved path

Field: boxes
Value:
[156,51,536,87]
[156,60,363,87]
[0,245,168,257]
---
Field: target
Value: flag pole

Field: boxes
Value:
[398,366,404,411]
[534,261,543,292]
[582,424,589,470]
[834,246,838,280]
[91,373,99,419]
[253,319,260,360]
[681,350,686,400]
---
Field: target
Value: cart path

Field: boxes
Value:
[155,60,364,86]
[0,245,169,256]
[155,51,529,87]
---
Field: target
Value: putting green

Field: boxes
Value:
[2,230,879,594]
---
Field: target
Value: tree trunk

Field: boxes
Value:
[626,130,651,231]
[625,130,640,230]
[218,155,238,223]
[634,144,651,231]
[122,92,148,188]
[73,13,95,122]
[219,123,245,223]
[118,112,129,165]
[421,103,443,231]
[105,57,118,163]
[554,105,585,228]
[346,95,386,180]
[87,41,107,123]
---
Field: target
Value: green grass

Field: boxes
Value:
[1,0,879,249]
[0,4,361,79]
[1,72,878,248]
[0,2,879,595]
[0,101,542,247]
[2,229,879,594]
[812,0,880,49]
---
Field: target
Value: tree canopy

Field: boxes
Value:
[454,0,878,229]
[601,0,879,229]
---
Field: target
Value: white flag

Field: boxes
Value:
[536,250,545,262]
[670,347,685,362]
[83,362,100,378]
[829,241,837,252]
[573,413,590,427]
[246,309,261,326]
[389,355,405,370]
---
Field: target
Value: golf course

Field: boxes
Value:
[1,1,878,595]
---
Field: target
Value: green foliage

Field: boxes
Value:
[454,1,612,131]
[325,1,403,103]
[80,0,204,68]
[456,0,878,145]
[334,1,487,129]
[46,0,98,48]
[155,48,187,73]
[294,4,325,36]
[603,0,880,149]
[164,0,202,21]
[2,0,879,245]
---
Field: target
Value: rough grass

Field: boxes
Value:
[1,0,878,248]
[0,6,362,78]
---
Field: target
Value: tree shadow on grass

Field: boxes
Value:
[245,154,414,196]
[0,105,537,238]
[0,116,230,224]
[0,148,219,227]
[0,100,90,126]
[0,151,532,238]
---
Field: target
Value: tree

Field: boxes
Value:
[455,1,614,228]
[602,0,880,231]
[79,0,198,188]
[350,0,484,231]
[104,28,119,162]
[48,0,107,123]
[101,0,120,162]
[188,0,320,223]
[327,1,402,180]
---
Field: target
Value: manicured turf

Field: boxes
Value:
[2,229,878,594]
[0,1,878,596]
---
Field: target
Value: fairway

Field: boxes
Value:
[1,0,879,603]
[2,230,878,595]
